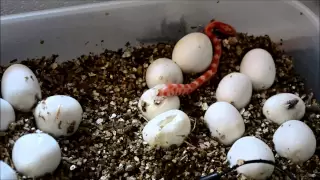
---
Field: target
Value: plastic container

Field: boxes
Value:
[1,0,319,100]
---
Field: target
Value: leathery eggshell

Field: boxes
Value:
[142,109,191,148]
[0,160,18,180]
[172,32,213,74]
[240,48,276,91]
[0,98,16,131]
[1,64,42,112]
[33,95,83,137]
[138,84,180,120]
[262,93,305,125]
[216,72,253,109]
[273,120,316,163]
[146,58,183,88]
[12,132,61,178]
[227,136,275,180]
[204,102,245,145]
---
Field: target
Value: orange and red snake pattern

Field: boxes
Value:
[157,20,237,97]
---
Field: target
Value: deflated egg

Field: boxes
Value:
[204,102,245,145]
[240,48,276,90]
[263,93,305,125]
[172,32,213,74]
[1,64,42,112]
[0,160,18,180]
[273,120,316,163]
[0,98,15,131]
[142,109,191,148]
[138,84,180,120]
[34,95,83,137]
[12,132,61,178]
[146,58,183,88]
[227,136,275,180]
[216,72,252,109]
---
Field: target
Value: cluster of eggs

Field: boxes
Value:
[137,32,316,179]
[1,64,84,179]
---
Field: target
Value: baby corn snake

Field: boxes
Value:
[157,20,236,97]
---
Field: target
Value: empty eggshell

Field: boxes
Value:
[216,72,252,109]
[12,132,61,178]
[204,102,245,145]
[142,109,191,148]
[172,32,213,74]
[227,136,275,180]
[0,98,15,131]
[1,64,42,112]
[0,160,18,180]
[33,95,83,137]
[146,58,183,88]
[240,48,276,90]
[273,120,316,163]
[138,84,180,120]
[263,93,305,125]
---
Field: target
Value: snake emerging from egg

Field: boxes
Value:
[157,20,237,97]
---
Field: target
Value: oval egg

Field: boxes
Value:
[172,32,213,74]
[0,160,18,180]
[1,64,42,112]
[240,48,276,90]
[33,95,83,137]
[0,98,16,131]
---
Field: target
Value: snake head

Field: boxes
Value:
[215,22,237,36]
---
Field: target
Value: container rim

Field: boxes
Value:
[0,0,319,31]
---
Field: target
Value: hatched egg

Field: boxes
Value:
[273,120,316,163]
[138,84,180,120]
[227,136,275,180]
[204,101,245,145]
[142,109,191,148]
[12,132,61,178]
[1,63,42,112]
[0,98,15,131]
[146,58,183,88]
[172,32,213,74]
[216,72,252,109]
[0,160,18,180]
[33,95,83,137]
[263,93,305,125]
[240,48,276,90]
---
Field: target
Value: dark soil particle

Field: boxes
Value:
[1,32,319,180]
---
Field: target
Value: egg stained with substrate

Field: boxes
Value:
[172,32,213,74]
[0,160,18,180]
[33,95,83,137]
[146,58,183,88]
[0,98,15,131]
[216,72,253,109]
[142,109,191,148]
[240,48,276,91]
[138,84,180,120]
[227,136,275,180]
[204,101,245,145]
[1,64,42,112]
[263,93,305,125]
[12,132,61,178]
[273,120,316,163]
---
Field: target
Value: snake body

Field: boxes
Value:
[157,20,236,97]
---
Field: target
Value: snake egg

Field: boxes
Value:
[12,132,61,178]
[262,93,305,125]
[172,32,213,74]
[138,84,180,120]
[273,120,316,163]
[142,109,191,148]
[0,160,18,180]
[1,64,42,112]
[240,48,276,91]
[227,136,275,180]
[146,58,183,88]
[204,101,245,145]
[0,98,16,131]
[33,95,83,137]
[216,72,252,109]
